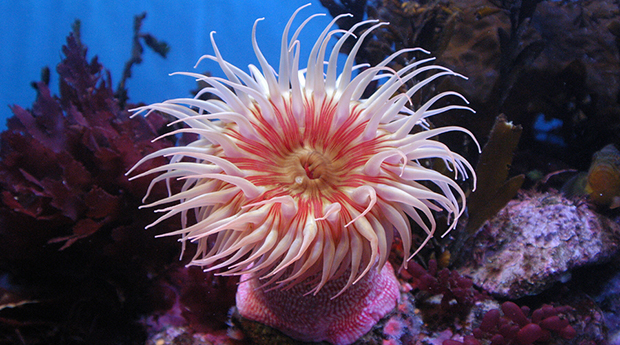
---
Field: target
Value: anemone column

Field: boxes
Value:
[237,262,399,344]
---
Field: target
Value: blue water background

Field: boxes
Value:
[0,1,333,131]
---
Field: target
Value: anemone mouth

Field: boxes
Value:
[281,145,340,194]
[234,120,350,199]
[128,4,478,295]
[232,95,384,202]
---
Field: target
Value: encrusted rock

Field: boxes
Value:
[459,191,620,299]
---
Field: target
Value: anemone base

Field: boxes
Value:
[236,262,400,345]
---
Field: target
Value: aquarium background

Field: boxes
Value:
[0,0,333,131]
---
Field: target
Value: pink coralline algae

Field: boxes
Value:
[459,191,620,299]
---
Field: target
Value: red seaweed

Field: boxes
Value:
[0,27,191,344]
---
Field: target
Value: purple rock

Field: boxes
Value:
[459,191,620,298]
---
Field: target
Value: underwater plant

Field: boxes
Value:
[0,26,181,344]
[129,5,477,344]
[467,301,576,345]
[405,259,489,328]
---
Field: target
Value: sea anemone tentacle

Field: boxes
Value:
[129,4,478,313]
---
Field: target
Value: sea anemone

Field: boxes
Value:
[129,4,477,343]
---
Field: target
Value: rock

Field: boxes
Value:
[459,191,620,298]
